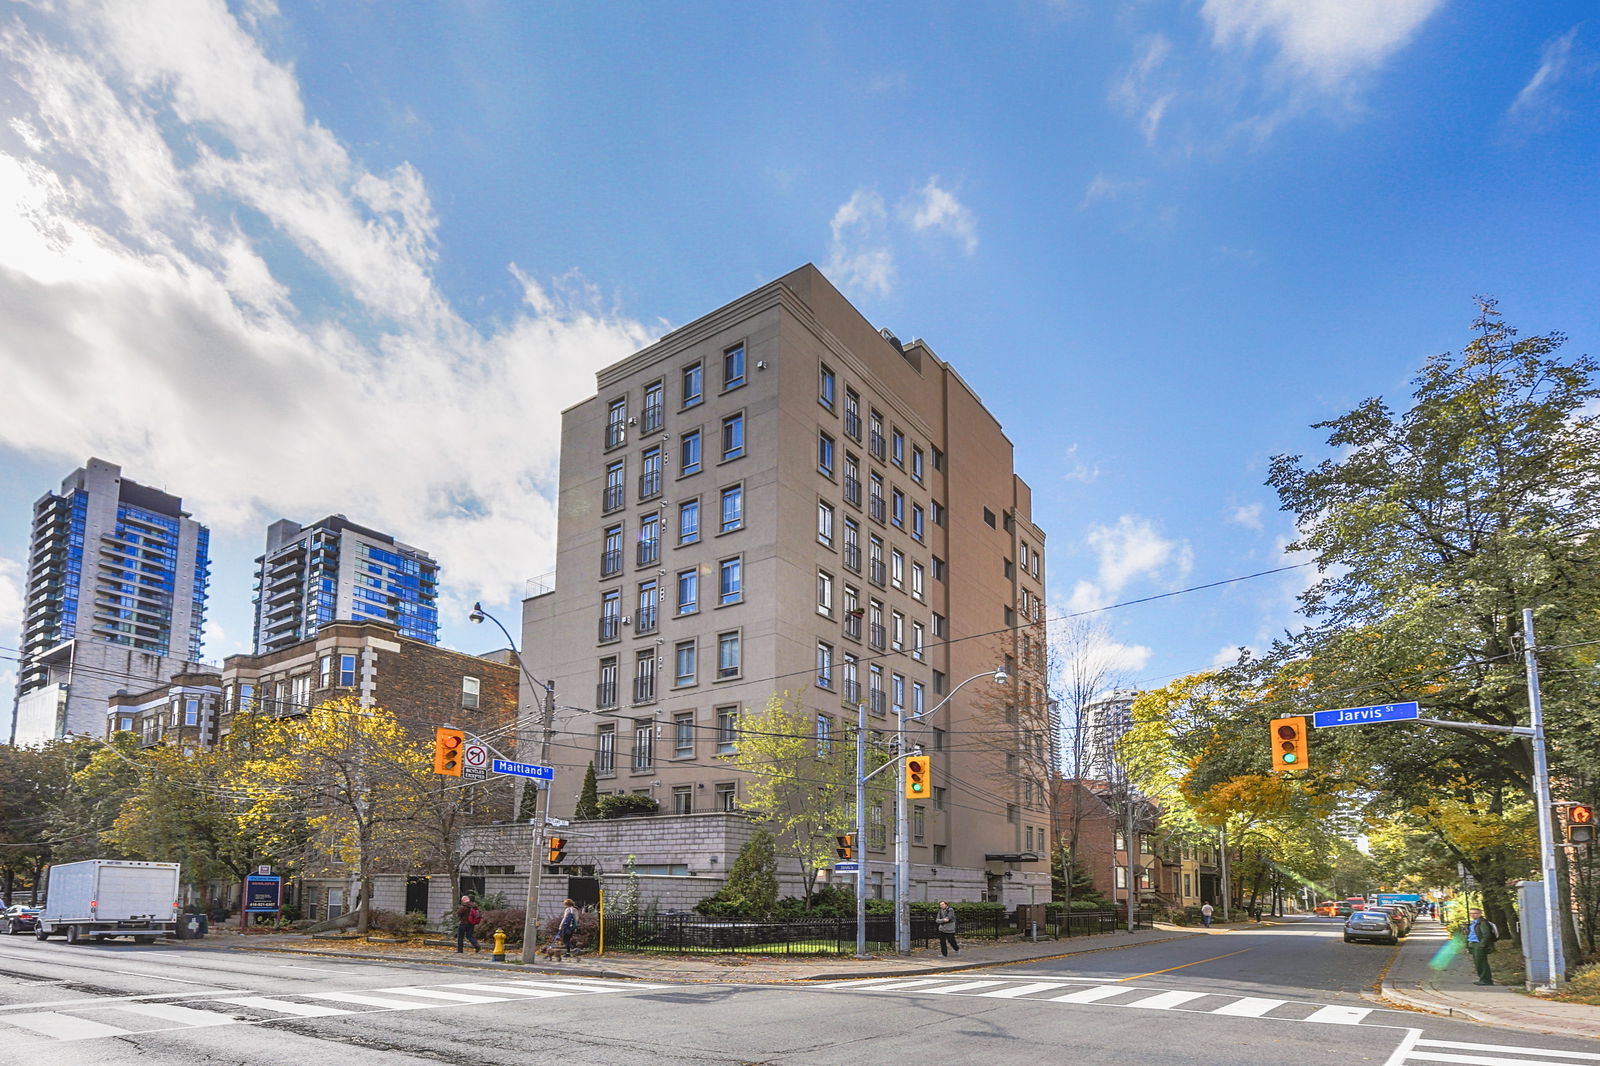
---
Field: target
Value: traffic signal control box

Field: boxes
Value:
[1269,716,1309,773]
[433,728,465,776]
[905,755,932,798]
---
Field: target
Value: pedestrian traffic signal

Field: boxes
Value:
[905,755,932,798]
[547,836,567,864]
[1569,804,1595,845]
[836,833,856,860]
[1269,716,1308,773]
[433,728,465,776]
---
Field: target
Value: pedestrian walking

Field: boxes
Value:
[1464,908,1498,985]
[1200,901,1214,928]
[935,901,959,957]
[455,895,482,953]
[559,898,580,956]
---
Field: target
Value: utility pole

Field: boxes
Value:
[854,700,868,959]
[1522,608,1564,989]
[1124,784,1136,933]
[895,700,910,954]
[519,678,556,965]
[1219,825,1231,922]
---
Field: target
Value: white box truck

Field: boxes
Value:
[36,860,181,944]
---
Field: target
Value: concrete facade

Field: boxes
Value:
[521,265,1050,906]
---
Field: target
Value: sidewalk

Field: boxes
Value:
[195,922,1216,984]
[1380,920,1600,1040]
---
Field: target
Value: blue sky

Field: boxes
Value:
[1,0,1596,707]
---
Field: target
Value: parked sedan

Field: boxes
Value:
[1344,909,1400,945]
[2,905,41,934]
[1372,904,1412,936]
[1314,901,1341,916]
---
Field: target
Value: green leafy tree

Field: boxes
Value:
[696,828,779,917]
[574,762,601,820]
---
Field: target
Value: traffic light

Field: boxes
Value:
[547,836,567,864]
[1269,716,1309,773]
[433,728,465,776]
[1570,804,1595,845]
[836,833,856,860]
[905,754,932,798]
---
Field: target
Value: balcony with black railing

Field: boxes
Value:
[869,689,886,715]
[869,496,886,523]
[869,431,885,460]
[637,539,660,567]
[869,560,886,587]
[869,622,886,650]
[600,548,623,578]
[843,476,861,506]
[844,410,861,440]
[843,613,862,641]
[634,674,657,704]
[636,605,658,634]
[640,402,664,434]
[842,679,860,704]
[605,422,626,449]
[596,680,618,709]
[603,485,625,513]
[598,615,620,642]
[638,471,662,500]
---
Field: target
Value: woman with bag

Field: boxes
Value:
[936,901,959,957]
[558,899,580,956]
[455,895,482,953]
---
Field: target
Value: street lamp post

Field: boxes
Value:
[470,602,556,966]
[893,666,1008,954]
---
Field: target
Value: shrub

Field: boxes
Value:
[478,907,526,944]
[366,908,411,934]
[595,793,660,818]
[1564,962,1600,1000]
[696,830,778,918]
[771,885,856,919]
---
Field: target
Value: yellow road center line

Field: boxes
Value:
[1116,947,1252,982]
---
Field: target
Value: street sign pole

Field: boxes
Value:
[855,700,868,959]
[520,679,556,966]
[1523,608,1564,990]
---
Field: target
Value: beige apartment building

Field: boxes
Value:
[522,265,1050,906]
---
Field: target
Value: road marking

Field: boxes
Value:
[975,983,1074,999]
[1413,1039,1600,1062]
[920,981,1007,994]
[214,996,354,1018]
[1382,1028,1426,1066]
[300,991,438,1010]
[499,978,663,991]
[442,983,579,998]
[1210,996,1287,1017]
[1304,1004,1372,1025]
[1408,1054,1589,1066]
[2,1013,133,1040]
[0,990,250,1013]
[104,1002,236,1027]
[831,977,953,991]
[1049,985,1133,1004]
[1125,989,1208,1010]
[1117,947,1253,981]
[101,969,218,985]
[372,987,509,1004]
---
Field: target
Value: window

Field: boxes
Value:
[817,642,833,689]
[911,504,924,543]
[932,725,946,750]
[843,518,861,572]
[913,805,925,841]
[983,507,997,528]
[604,460,625,512]
[721,412,744,460]
[891,488,904,527]
[869,409,885,460]
[818,431,835,477]
[819,364,835,409]
[717,631,742,679]
[911,562,925,601]
[717,706,739,753]
[844,388,862,440]
[869,535,886,587]
[931,500,945,527]
[636,579,658,633]
[911,446,924,483]
[632,719,654,771]
[817,569,834,615]
[718,556,743,605]
[319,654,334,688]
[596,724,616,776]
[676,567,699,615]
[932,556,946,582]
[720,484,744,533]
[913,680,925,716]
[817,500,834,547]
[642,380,664,433]
[891,610,905,651]
[639,445,662,499]
[1025,826,1034,851]
[1007,803,1019,824]
[843,453,861,506]
[843,584,862,640]
[674,639,697,686]
[682,361,703,408]
[1005,558,1015,579]
[933,670,947,695]
[638,512,660,566]
[599,589,621,642]
[674,711,695,756]
[634,649,657,704]
[891,428,905,467]
[1004,512,1015,533]
[869,599,886,651]
[842,654,859,703]
[596,658,619,709]
[462,676,480,709]
[816,713,833,753]
[869,663,885,715]
[678,499,700,545]
[869,473,885,523]
[891,549,905,589]
[680,428,702,475]
[932,446,944,471]
[911,622,925,662]
[602,524,624,577]
[183,698,199,727]
[715,782,736,810]
[932,612,945,637]
[891,672,905,713]
[606,398,627,449]
[673,785,693,814]
[933,785,946,811]
[723,343,746,390]
[339,654,357,687]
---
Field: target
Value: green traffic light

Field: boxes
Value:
[1282,753,1297,764]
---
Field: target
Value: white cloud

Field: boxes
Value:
[1059,443,1101,484]
[1110,34,1177,144]
[1508,26,1589,128]
[1078,174,1148,212]
[1200,0,1445,94]
[0,0,653,623]
[903,177,977,255]
[824,189,895,298]
[1210,643,1256,668]
[1067,515,1195,613]
[1229,503,1264,529]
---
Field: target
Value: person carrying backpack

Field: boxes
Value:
[558,899,580,956]
[456,894,482,953]
[1465,908,1498,985]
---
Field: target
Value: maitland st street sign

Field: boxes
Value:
[1312,701,1420,728]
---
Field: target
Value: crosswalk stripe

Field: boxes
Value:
[489,980,646,993]
[1408,1054,1586,1066]
[214,996,354,1018]
[440,983,575,999]
[1209,997,1287,1017]
[839,978,953,991]
[1304,1005,1372,1025]
[920,981,1007,995]
[372,988,509,1004]
[518,978,664,991]
[2,1013,134,1041]
[1414,1040,1600,1062]
[1125,990,1208,1010]
[300,992,438,1010]
[1048,986,1131,1004]
[975,983,1073,999]
[104,1002,235,1027]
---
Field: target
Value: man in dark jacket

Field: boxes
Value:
[456,895,482,953]
[935,901,959,957]
[1465,908,1497,985]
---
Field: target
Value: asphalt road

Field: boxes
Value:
[0,916,1595,1065]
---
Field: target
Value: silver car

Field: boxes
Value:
[1344,909,1399,945]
